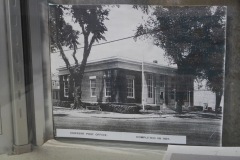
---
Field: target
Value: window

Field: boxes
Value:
[170,92,174,100]
[147,74,153,98]
[105,79,111,97]
[107,70,111,78]
[90,79,97,97]
[159,75,165,87]
[53,91,59,100]
[55,91,58,99]
[171,90,175,100]
[171,77,176,89]
[63,75,69,97]
[52,91,55,99]
[127,78,134,98]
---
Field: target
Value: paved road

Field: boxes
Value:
[53,110,221,146]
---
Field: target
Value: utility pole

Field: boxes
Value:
[188,90,191,107]
[141,55,145,110]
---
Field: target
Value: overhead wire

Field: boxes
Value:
[51,35,136,53]
[51,29,158,53]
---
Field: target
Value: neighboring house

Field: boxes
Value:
[51,74,60,101]
[57,57,194,108]
[194,82,224,109]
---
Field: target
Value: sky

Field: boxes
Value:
[50,5,174,74]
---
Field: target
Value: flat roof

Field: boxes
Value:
[57,56,177,76]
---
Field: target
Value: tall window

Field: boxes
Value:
[63,75,69,97]
[171,77,175,89]
[90,79,96,97]
[127,77,134,98]
[56,91,59,99]
[170,91,174,100]
[107,70,111,78]
[159,75,165,87]
[105,79,111,97]
[171,89,176,100]
[147,74,153,98]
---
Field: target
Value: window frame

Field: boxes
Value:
[90,78,97,97]
[127,77,135,99]
[159,75,165,88]
[105,78,111,97]
[63,75,69,98]
[147,74,153,98]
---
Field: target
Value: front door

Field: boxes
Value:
[156,87,165,104]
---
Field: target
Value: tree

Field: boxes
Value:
[134,6,226,112]
[50,5,109,109]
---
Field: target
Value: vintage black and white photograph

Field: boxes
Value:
[50,4,226,146]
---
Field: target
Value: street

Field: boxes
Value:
[53,108,222,146]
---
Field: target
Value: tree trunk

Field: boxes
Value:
[215,91,223,113]
[175,75,185,114]
[175,63,187,114]
[73,76,83,109]
[71,34,95,109]
[73,85,82,109]
[176,84,183,113]
[68,75,74,101]
[72,50,90,109]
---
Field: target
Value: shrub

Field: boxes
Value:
[86,105,101,110]
[53,101,72,108]
[53,101,100,109]
[144,105,160,110]
[52,101,58,106]
[189,106,204,111]
[99,103,141,114]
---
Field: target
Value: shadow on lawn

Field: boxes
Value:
[174,112,222,119]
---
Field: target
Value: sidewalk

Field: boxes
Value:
[54,107,221,120]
